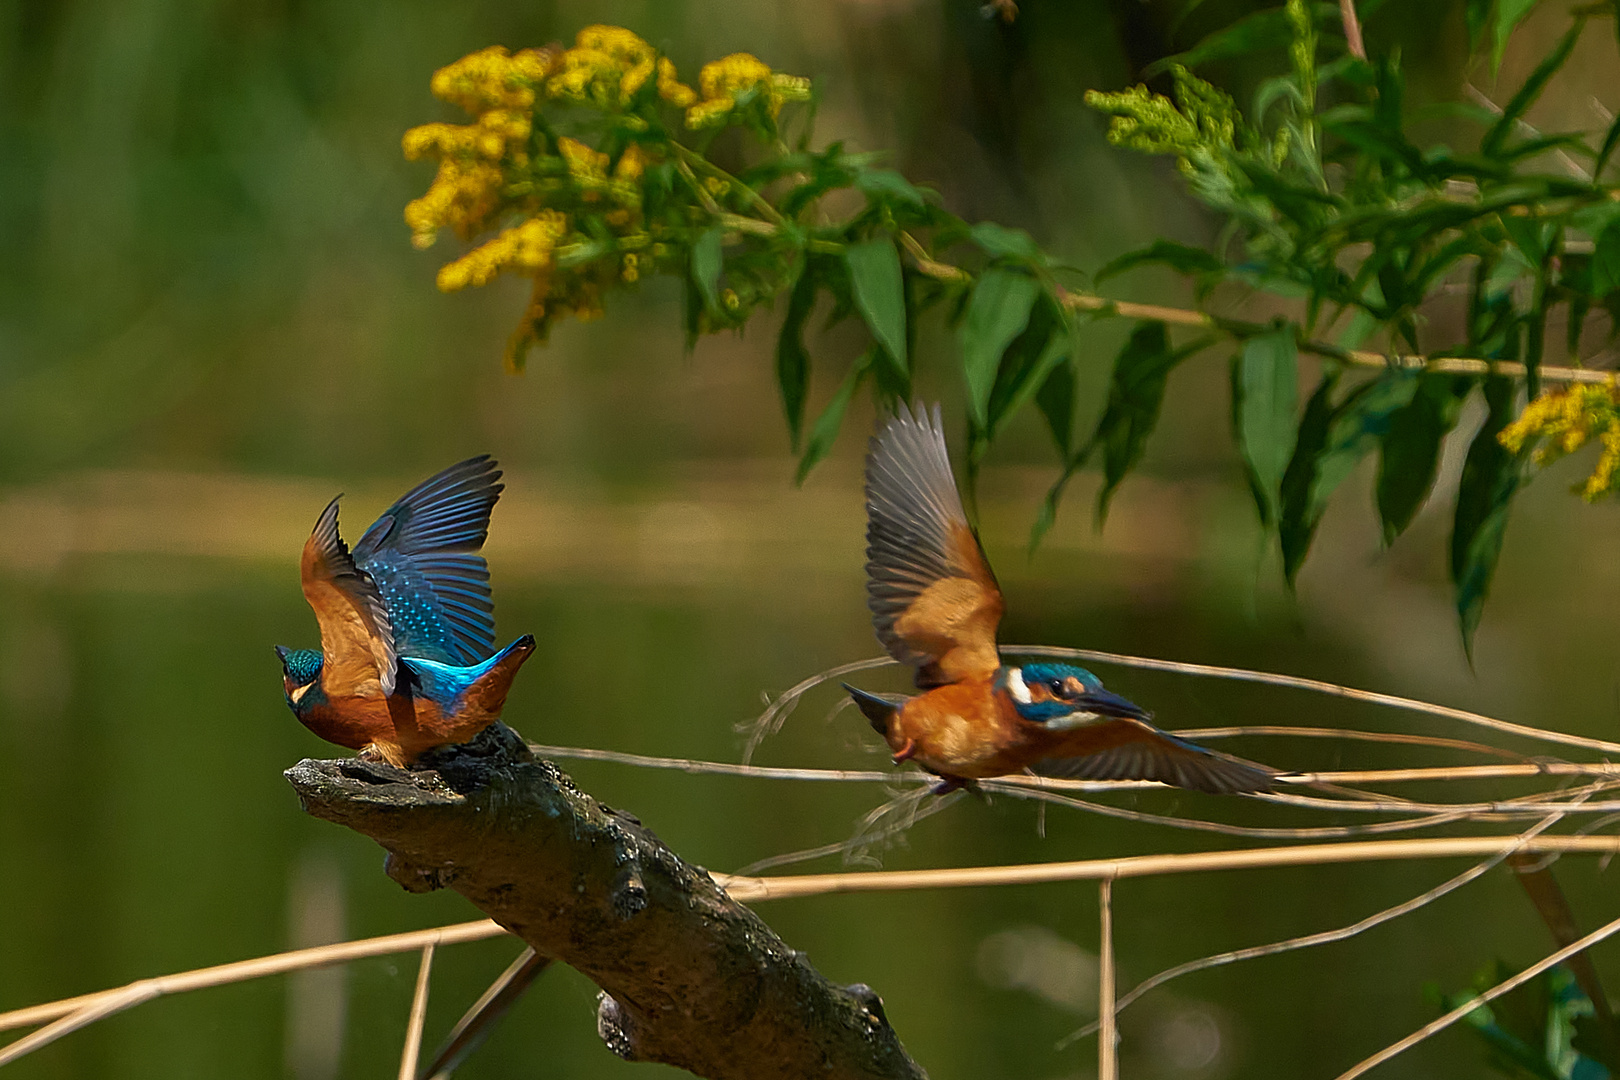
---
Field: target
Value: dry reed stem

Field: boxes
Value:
[397,943,435,1080]
[424,949,551,1080]
[0,920,503,1036]
[1059,806,1578,1046]
[1334,909,1620,1078]
[713,835,1620,902]
[1098,878,1118,1080]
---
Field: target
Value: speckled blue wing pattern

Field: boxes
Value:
[352,455,503,666]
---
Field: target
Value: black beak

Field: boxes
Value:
[274,645,290,663]
[1080,688,1152,721]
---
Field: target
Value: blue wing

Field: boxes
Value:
[352,456,503,666]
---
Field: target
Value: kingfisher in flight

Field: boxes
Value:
[842,404,1276,794]
[276,455,535,767]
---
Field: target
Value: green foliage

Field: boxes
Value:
[1431,962,1614,1079]
[408,7,1620,644]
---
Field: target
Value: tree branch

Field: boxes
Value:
[283,724,926,1080]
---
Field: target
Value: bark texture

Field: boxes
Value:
[284,724,926,1080]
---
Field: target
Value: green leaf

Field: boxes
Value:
[845,238,909,384]
[855,168,926,208]
[1490,0,1540,74]
[1596,109,1620,176]
[776,262,818,450]
[1279,370,1420,584]
[1451,376,1526,654]
[982,295,1068,442]
[1464,0,1494,53]
[795,351,872,485]
[1146,6,1294,76]
[1095,240,1225,286]
[1036,357,1077,458]
[1233,325,1300,526]
[691,226,725,316]
[969,221,1042,261]
[1090,322,1191,522]
[1377,373,1473,543]
[1483,14,1585,156]
[1594,223,1620,297]
[959,268,1041,428]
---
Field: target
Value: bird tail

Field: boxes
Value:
[842,684,903,736]
[458,635,536,717]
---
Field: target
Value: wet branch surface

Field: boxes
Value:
[284,724,926,1080]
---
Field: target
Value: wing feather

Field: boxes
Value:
[865,403,1004,687]
[352,456,503,665]
[300,497,397,696]
[1034,722,1277,794]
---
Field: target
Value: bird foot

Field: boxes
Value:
[891,738,917,765]
[928,776,980,797]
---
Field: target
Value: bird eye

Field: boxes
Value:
[1047,680,1065,694]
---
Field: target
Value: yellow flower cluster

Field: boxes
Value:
[403,46,556,248]
[686,53,811,129]
[436,210,569,292]
[1498,378,1620,500]
[546,25,695,109]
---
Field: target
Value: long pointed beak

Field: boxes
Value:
[1079,688,1151,721]
[274,645,290,662]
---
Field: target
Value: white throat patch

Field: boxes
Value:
[289,682,313,705]
[1005,666,1032,704]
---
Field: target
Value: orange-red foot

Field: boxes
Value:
[891,738,917,765]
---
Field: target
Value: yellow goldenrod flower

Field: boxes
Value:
[430,46,555,116]
[556,136,609,180]
[685,52,810,129]
[1498,377,1620,501]
[403,159,505,246]
[435,210,570,292]
[613,143,652,183]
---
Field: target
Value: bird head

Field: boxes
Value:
[998,663,1151,728]
[275,645,325,708]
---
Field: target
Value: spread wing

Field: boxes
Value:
[301,497,397,697]
[1033,723,1277,794]
[351,455,503,667]
[865,402,1004,689]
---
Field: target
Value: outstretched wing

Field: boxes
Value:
[1033,723,1277,794]
[351,455,503,667]
[865,403,1004,688]
[301,497,397,698]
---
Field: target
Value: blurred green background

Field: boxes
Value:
[4,1,1620,1077]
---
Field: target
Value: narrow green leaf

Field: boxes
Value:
[1095,240,1225,286]
[1280,371,1420,584]
[1145,6,1293,75]
[1090,322,1184,522]
[1594,223,1620,297]
[1483,14,1585,155]
[1036,357,1077,458]
[1490,0,1540,74]
[969,221,1041,261]
[1596,109,1620,176]
[1500,213,1549,266]
[845,238,908,383]
[795,351,872,485]
[1451,376,1526,654]
[959,268,1041,428]
[1233,325,1300,525]
[1463,0,1494,53]
[983,295,1066,442]
[855,168,926,208]
[1377,373,1473,543]
[691,226,725,316]
[776,263,818,450]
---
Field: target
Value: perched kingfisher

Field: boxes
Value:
[276,455,535,767]
[842,404,1276,794]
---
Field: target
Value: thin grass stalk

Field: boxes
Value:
[0,985,158,1066]
[0,920,503,1035]
[1098,878,1118,1080]
[1059,805,1578,1046]
[424,949,551,1080]
[397,943,435,1080]
[1333,910,1620,1079]
[714,835,1620,902]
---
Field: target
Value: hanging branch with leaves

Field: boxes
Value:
[402,7,1620,648]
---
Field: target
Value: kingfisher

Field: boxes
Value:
[276,455,535,767]
[842,403,1276,794]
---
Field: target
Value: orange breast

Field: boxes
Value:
[892,677,1049,779]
